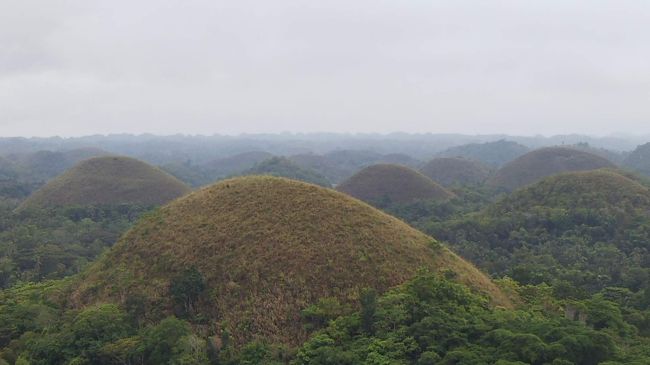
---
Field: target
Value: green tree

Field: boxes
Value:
[170,267,206,318]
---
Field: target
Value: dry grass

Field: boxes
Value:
[70,176,510,346]
[420,157,491,187]
[19,156,191,210]
[487,147,615,191]
[337,164,455,205]
[490,169,650,214]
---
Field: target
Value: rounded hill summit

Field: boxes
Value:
[337,164,454,205]
[19,156,191,209]
[488,147,615,191]
[72,176,510,345]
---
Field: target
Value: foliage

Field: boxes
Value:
[170,267,206,318]
[293,274,650,364]
[0,204,151,288]
[424,170,650,298]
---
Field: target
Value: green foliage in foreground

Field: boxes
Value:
[294,274,650,365]
[420,172,650,299]
[3,274,650,364]
[0,204,151,288]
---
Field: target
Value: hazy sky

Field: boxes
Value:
[1,0,649,137]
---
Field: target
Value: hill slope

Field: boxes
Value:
[624,142,650,176]
[429,169,650,294]
[8,147,111,183]
[487,147,615,191]
[240,156,331,186]
[337,164,454,205]
[19,156,191,209]
[489,169,650,212]
[201,151,274,179]
[71,176,510,345]
[420,157,491,187]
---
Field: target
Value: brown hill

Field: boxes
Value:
[337,164,454,205]
[487,147,615,191]
[19,156,191,209]
[9,147,111,182]
[70,176,511,346]
[420,157,491,187]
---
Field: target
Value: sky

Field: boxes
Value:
[1,0,649,137]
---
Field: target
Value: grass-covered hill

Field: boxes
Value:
[240,156,331,187]
[419,157,491,187]
[570,142,626,164]
[428,169,650,296]
[487,146,615,191]
[337,164,454,206]
[70,176,510,346]
[19,156,192,210]
[489,169,650,212]
[7,147,111,183]
[624,142,650,176]
[437,140,529,167]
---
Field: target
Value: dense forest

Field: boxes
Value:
[3,137,650,364]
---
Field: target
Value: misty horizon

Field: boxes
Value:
[2,1,649,137]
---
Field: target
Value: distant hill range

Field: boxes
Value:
[436,140,529,168]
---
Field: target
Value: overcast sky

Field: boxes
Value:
[1,0,649,137]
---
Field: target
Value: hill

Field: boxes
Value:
[8,147,111,183]
[0,157,16,180]
[487,147,615,191]
[570,142,626,164]
[289,151,421,185]
[70,176,510,346]
[437,140,529,167]
[337,164,454,206]
[624,142,650,176]
[289,153,347,184]
[419,157,491,187]
[240,156,331,186]
[322,149,384,182]
[201,151,274,179]
[428,169,650,295]
[19,156,191,209]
